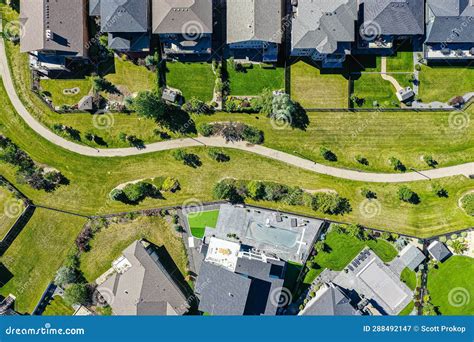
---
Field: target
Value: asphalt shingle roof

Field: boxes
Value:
[427,241,451,262]
[300,283,361,316]
[361,0,424,35]
[426,0,474,43]
[227,0,283,44]
[100,0,149,33]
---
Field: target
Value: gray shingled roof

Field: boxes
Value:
[300,283,361,316]
[227,0,283,44]
[361,0,424,35]
[89,0,101,16]
[426,0,474,43]
[152,0,213,34]
[427,241,451,262]
[399,245,425,271]
[292,0,357,54]
[100,0,149,33]
[196,261,251,315]
[98,240,189,316]
[196,257,286,316]
[19,0,88,56]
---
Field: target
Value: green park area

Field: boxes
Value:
[187,210,220,238]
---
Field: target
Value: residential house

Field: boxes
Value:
[97,240,190,316]
[152,0,213,57]
[398,244,425,271]
[19,0,89,74]
[226,0,283,62]
[195,237,287,315]
[358,0,424,49]
[90,0,150,53]
[0,295,19,316]
[298,283,361,316]
[425,0,474,60]
[427,240,452,262]
[291,0,358,68]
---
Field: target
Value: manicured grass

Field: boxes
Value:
[103,57,157,94]
[166,62,215,102]
[227,62,284,96]
[419,64,474,103]
[398,301,415,316]
[194,110,474,174]
[0,185,24,239]
[311,230,398,271]
[400,267,417,290]
[353,73,399,108]
[40,78,92,107]
[42,295,74,316]
[303,268,323,285]
[0,209,86,314]
[427,256,474,315]
[79,215,188,282]
[386,52,414,72]
[291,61,348,108]
[187,210,219,238]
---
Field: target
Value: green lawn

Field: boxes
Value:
[291,61,348,108]
[0,185,25,239]
[40,78,92,107]
[419,64,474,103]
[0,209,86,314]
[227,62,284,96]
[187,210,219,238]
[398,301,415,316]
[80,215,188,282]
[400,267,417,290]
[303,268,323,285]
[386,52,414,72]
[42,295,74,316]
[310,230,398,272]
[427,256,474,315]
[166,62,215,102]
[353,73,399,108]
[103,57,157,94]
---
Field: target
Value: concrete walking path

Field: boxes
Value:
[0,40,473,183]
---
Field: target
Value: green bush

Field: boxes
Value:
[398,186,420,204]
[247,180,266,200]
[64,284,89,306]
[207,148,230,162]
[122,182,157,203]
[311,192,350,215]
[162,177,180,192]
[461,193,474,216]
[241,125,264,144]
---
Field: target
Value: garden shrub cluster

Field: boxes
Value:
[0,134,68,192]
[110,177,181,204]
[197,122,264,144]
[213,179,351,215]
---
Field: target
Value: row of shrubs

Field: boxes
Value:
[197,122,264,145]
[0,134,67,192]
[212,179,351,216]
[110,176,180,204]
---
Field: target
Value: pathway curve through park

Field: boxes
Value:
[0,40,472,183]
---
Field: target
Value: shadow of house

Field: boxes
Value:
[0,205,36,256]
[0,263,14,288]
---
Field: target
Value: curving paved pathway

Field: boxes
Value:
[0,40,473,183]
